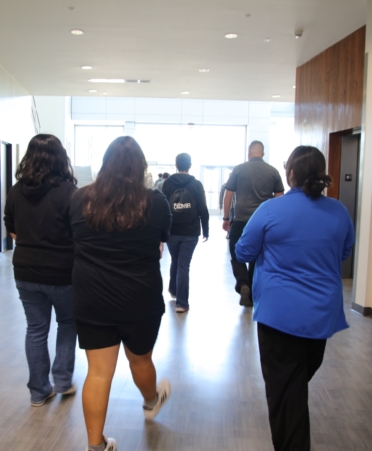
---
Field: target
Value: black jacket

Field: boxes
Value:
[4,179,77,285]
[162,173,209,238]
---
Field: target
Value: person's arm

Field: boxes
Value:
[235,204,267,263]
[4,188,16,239]
[160,195,172,243]
[273,170,285,197]
[342,212,355,261]
[219,184,226,210]
[195,181,209,241]
[222,190,234,231]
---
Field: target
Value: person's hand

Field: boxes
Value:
[222,219,231,231]
[203,236,208,242]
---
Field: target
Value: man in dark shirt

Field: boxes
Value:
[222,140,284,307]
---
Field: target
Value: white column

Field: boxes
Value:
[354,1,372,312]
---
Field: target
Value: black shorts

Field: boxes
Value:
[76,315,162,356]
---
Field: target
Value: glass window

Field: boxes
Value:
[74,125,125,175]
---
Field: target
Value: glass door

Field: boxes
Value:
[201,166,235,214]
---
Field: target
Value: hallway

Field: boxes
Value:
[1,216,372,451]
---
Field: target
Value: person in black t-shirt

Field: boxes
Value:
[4,134,78,407]
[222,141,284,307]
[70,136,172,451]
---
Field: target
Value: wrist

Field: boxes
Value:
[223,217,230,221]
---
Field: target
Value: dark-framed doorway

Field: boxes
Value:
[0,140,14,252]
[328,128,360,278]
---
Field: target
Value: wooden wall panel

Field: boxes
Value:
[295,27,365,164]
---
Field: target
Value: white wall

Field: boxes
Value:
[0,65,34,158]
[354,1,372,311]
[34,96,66,144]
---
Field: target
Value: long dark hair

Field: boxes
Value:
[286,146,332,198]
[83,136,149,232]
[16,134,77,185]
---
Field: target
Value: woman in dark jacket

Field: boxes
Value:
[70,136,172,451]
[4,134,77,406]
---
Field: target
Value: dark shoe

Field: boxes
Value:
[239,285,253,307]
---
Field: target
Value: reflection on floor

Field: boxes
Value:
[1,216,372,451]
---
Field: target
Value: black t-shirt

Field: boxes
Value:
[225,158,284,221]
[4,179,77,285]
[70,188,172,324]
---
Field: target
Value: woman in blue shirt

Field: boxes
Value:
[236,146,354,451]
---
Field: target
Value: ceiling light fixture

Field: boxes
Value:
[71,29,84,35]
[225,33,238,39]
[181,91,190,95]
[294,30,303,39]
[272,95,281,98]
[199,69,210,73]
[88,89,97,93]
[293,85,296,89]
[264,38,271,43]
[245,13,251,18]
[88,79,125,83]
[82,66,92,70]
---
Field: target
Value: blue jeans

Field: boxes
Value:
[16,280,77,403]
[167,235,198,309]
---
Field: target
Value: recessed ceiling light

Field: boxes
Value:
[245,13,251,18]
[272,95,281,98]
[199,69,210,73]
[68,6,75,11]
[82,66,92,70]
[88,89,97,93]
[293,85,296,89]
[103,92,108,95]
[88,79,125,83]
[71,29,84,35]
[181,91,190,95]
[225,33,238,39]
[264,38,270,43]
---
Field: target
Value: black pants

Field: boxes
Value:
[258,323,327,451]
[229,220,255,294]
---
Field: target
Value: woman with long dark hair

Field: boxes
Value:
[70,136,172,451]
[235,146,354,451]
[4,134,78,406]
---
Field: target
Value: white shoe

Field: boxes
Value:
[143,379,171,420]
[61,383,77,395]
[175,306,189,313]
[31,390,56,407]
[85,436,117,451]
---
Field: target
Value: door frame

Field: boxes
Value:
[0,140,13,251]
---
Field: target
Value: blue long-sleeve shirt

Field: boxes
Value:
[235,188,354,339]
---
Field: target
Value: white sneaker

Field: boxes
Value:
[61,383,77,395]
[143,379,171,420]
[175,306,189,313]
[85,436,117,451]
[31,390,56,407]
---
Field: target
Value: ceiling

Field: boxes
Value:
[0,0,367,102]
